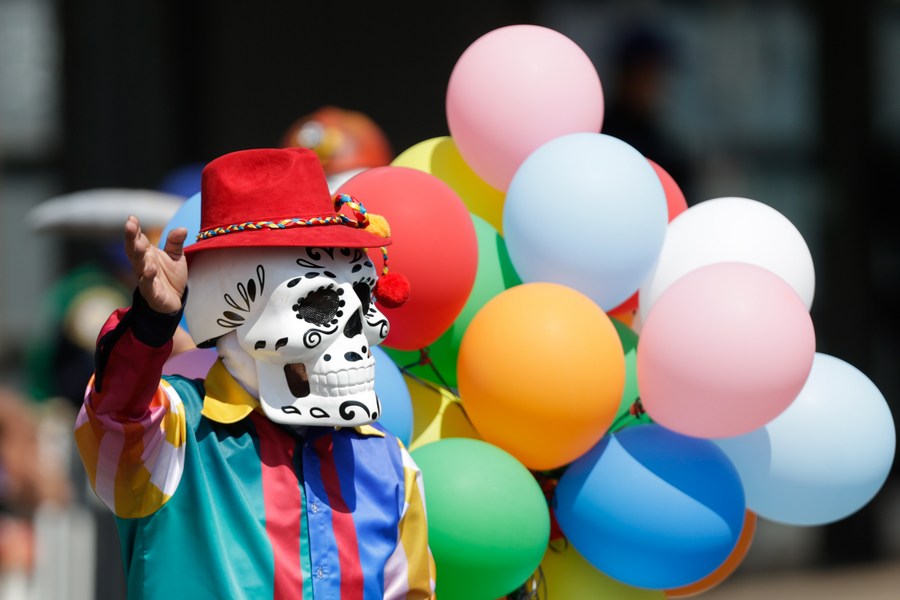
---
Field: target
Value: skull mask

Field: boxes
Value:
[184,246,390,427]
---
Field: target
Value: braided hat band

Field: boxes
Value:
[193,189,410,308]
[196,193,370,242]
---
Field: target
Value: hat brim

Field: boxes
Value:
[183,223,390,259]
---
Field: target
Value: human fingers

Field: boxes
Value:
[162,227,188,260]
[129,226,156,281]
[124,215,141,261]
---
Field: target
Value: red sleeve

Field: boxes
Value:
[89,289,183,419]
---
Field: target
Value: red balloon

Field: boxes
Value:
[648,159,688,222]
[338,166,478,351]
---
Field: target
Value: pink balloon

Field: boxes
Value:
[163,347,218,379]
[446,24,604,191]
[637,262,815,438]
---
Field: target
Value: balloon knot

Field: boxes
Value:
[629,398,645,418]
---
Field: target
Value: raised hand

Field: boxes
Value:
[124,215,189,314]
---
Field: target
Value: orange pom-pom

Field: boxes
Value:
[374,272,410,308]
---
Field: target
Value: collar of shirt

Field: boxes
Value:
[199,358,384,438]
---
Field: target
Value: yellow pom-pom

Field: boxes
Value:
[367,213,391,238]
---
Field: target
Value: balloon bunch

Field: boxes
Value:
[333,24,898,600]
[160,24,896,600]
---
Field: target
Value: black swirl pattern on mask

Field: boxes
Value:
[216,265,266,329]
[339,400,374,421]
[365,315,390,340]
[303,324,340,349]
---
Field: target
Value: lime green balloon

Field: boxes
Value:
[609,317,652,432]
[385,214,521,389]
[412,438,549,600]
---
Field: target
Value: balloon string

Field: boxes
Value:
[505,565,547,600]
[399,347,460,401]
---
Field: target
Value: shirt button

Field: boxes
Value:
[311,502,318,513]
[316,567,325,579]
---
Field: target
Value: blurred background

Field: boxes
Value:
[0,0,898,598]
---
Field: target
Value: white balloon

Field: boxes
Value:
[714,353,896,526]
[638,197,815,323]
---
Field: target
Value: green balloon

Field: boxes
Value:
[609,317,652,432]
[412,438,549,600]
[385,213,521,389]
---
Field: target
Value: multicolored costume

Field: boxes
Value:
[75,294,434,599]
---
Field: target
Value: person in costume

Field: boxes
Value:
[73,147,434,599]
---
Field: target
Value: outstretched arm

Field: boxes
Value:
[74,217,192,517]
[87,217,189,415]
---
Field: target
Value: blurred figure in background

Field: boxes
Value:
[601,23,695,203]
[280,105,394,192]
[0,386,71,599]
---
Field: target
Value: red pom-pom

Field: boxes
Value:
[374,272,410,308]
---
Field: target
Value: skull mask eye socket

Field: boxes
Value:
[293,287,342,325]
[353,281,372,314]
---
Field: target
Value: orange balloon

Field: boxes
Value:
[665,511,758,598]
[457,282,625,470]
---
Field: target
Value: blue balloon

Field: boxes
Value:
[553,424,745,589]
[159,192,202,333]
[373,346,413,446]
[159,191,202,251]
[714,352,895,526]
[503,132,667,311]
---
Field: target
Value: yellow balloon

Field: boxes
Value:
[405,374,481,452]
[392,136,505,233]
[458,283,625,470]
[540,542,665,600]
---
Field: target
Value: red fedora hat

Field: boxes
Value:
[183,147,390,258]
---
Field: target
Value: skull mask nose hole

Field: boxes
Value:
[343,311,362,337]
[344,352,363,362]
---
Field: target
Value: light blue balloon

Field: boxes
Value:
[553,424,745,590]
[714,352,895,526]
[159,192,202,333]
[373,346,413,446]
[503,132,667,311]
[159,191,202,251]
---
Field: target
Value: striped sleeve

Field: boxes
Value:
[73,301,187,519]
[383,439,436,600]
[74,379,187,518]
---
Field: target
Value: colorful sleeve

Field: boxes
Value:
[383,440,437,600]
[73,290,188,518]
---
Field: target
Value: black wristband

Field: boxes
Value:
[130,287,188,347]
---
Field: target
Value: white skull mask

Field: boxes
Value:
[184,246,390,427]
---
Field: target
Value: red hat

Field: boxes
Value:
[183,147,391,258]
